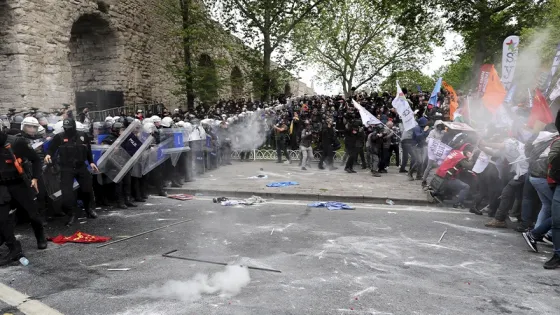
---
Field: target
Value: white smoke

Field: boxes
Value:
[229,109,278,151]
[138,265,251,302]
[513,28,551,95]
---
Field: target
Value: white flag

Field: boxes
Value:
[501,35,520,90]
[352,99,381,126]
[392,81,418,131]
[427,138,452,165]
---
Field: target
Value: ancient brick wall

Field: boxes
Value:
[0,0,312,114]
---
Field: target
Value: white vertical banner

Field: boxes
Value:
[501,35,520,90]
[427,138,452,165]
[392,81,418,131]
[545,43,560,93]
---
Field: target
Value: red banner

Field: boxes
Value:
[48,231,111,244]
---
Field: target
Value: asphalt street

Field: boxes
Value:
[1,197,559,315]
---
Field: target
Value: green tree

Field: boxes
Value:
[436,0,546,78]
[433,51,474,91]
[158,0,229,108]
[293,0,443,96]
[211,0,330,101]
[521,0,560,63]
[379,70,435,95]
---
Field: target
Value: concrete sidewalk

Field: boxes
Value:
[168,161,430,205]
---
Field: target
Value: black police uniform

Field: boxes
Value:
[46,119,96,226]
[101,124,138,209]
[0,131,47,266]
[19,133,49,222]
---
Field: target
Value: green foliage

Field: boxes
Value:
[437,0,547,65]
[521,0,560,64]
[157,0,231,106]
[211,0,330,101]
[293,0,443,96]
[379,70,435,94]
[433,51,474,91]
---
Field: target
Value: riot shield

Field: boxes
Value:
[142,137,173,175]
[159,128,191,166]
[96,120,154,183]
[42,164,80,200]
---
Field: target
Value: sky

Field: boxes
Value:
[298,31,463,95]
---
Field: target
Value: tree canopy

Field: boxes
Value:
[378,70,435,95]
[293,0,443,96]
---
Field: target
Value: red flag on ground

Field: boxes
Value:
[527,89,553,128]
[48,231,111,244]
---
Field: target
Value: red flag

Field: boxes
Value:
[527,89,553,128]
[48,231,111,244]
[480,65,506,114]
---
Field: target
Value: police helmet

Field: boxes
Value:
[105,116,114,124]
[161,117,173,128]
[143,122,156,134]
[151,115,162,124]
[124,116,135,127]
[21,117,40,135]
[112,122,124,134]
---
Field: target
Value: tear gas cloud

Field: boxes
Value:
[466,28,552,129]
[137,265,251,302]
[228,109,280,151]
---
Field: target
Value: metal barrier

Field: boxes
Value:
[88,103,166,122]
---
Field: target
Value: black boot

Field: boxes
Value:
[0,241,23,266]
[171,180,183,188]
[85,208,98,219]
[158,190,168,197]
[65,213,76,227]
[124,198,137,207]
[32,222,47,250]
[116,201,128,209]
[134,197,146,203]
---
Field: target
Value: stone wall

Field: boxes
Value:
[0,0,313,113]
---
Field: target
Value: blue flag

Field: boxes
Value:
[504,84,516,105]
[429,77,442,107]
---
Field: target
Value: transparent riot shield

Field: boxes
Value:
[96,120,154,183]
[142,137,173,175]
[159,128,191,166]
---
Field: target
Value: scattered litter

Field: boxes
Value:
[386,199,395,205]
[319,188,328,192]
[221,196,266,206]
[145,203,155,206]
[107,268,130,271]
[80,221,87,224]
[387,211,397,214]
[95,207,101,210]
[48,231,111,244]
[168,194,194,201]
[248,174,268,179]
[270,228,275,235]
[438,228,448,243]
[266,181,299,187]
[213,197,229,203]
[308,202,355,211]
[195,193,203,196]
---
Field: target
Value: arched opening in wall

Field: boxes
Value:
[196,53,218,104]
[68,13,121,111]
[284,83,292,96]
[230,66,243,99]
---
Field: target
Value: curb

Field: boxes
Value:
[165,187,431,206]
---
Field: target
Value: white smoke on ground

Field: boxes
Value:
[138,265,251,302]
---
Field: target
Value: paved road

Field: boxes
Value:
[1,197,559,315]
[169,161,429,204]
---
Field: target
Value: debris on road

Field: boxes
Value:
[220,196,266,206]
[307,201,355,211]
[162,250,282,273]
[266,181,299,187]
[386,199,395,205]
[168,194,194,201]
[107,268,131,271]
[248,174,268,179]
[438,228,448,243]
[96,219,194,248]
[213,197,229,203]
[48,231,111,244]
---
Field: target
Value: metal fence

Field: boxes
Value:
[88,103,166,122]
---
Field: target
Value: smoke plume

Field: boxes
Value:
[138,265,251,302]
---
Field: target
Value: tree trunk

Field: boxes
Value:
[181,0,195,109]
[262,38,272,102]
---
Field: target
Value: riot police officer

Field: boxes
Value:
[7,115,24,135]
[0,130,47,266]
[101,122,138,209]
[18,117,49,223]
[44,118,99,226]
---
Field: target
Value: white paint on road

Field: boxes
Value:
[0,283,63,315]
